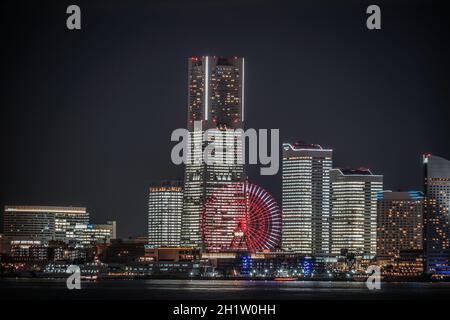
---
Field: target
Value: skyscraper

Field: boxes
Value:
[281,141,332,256]
[329,168,383,258]
[376,191,423,260]
[181,56,245,248]
[423,154,450,273]
[148,181,183,248]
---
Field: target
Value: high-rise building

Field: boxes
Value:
[376,191,423,261]
[281,141,332,256]
[182,56,245,248]
[148,181,183,248]
[423,154,450,273]
[329,168,383,258]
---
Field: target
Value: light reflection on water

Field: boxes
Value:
[1,278,450,299]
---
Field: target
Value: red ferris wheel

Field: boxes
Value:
[201,182,281,253]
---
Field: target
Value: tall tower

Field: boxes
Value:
[330,168,383,258]
[181,56,245,248]
[148,181,183,248]
[281,141,332,256]
[423,154,450,274]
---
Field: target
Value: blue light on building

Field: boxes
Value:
[240,254,251,276]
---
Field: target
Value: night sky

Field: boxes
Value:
[1,0,449,237]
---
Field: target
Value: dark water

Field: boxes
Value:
[1,278,450,300]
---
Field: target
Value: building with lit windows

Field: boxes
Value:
[423,154,450,274]
[9,240,49,262]
[3,205,63,243]
[3,205,89,243]
[72,221,117,245]
[182,56,245,248]
[3,206,115,247]
[330,168,383,258]
[100,238,146,264]
[148,181,183,248]
[7,239,99,263]
[376,191,423,262]
[281,141,332,256]
[54,207,89,242]
[143,247,201,263]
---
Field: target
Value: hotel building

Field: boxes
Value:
[376,191,423,261]
[3,205,114,247]
[330,168,383,258]
[148,181,183,248]
[3,205,85,243]
[181,56,245,248]
[281,141,332,256]
[423,154,450,273]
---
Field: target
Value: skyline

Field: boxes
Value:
[1,0,450,238]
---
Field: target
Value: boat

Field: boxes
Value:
[273,277,297,281]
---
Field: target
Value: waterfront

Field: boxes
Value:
[1,279,450,300]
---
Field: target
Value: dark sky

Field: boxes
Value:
[1,0,449,237]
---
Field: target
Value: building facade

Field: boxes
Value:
[423,154,450,274]
[181,56,245,248]
[3,206,74,243]
[9,240,49,262]
[148,181,183,248]
[376,191,423,261]
[73,221,117,245]
[3,206,115,247]
[281,141,332,256]
[54,207,89,242]
[330,168,383,258]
